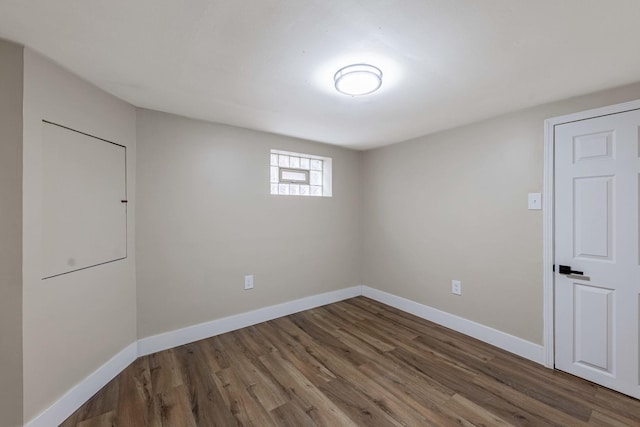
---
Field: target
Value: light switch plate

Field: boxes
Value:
[528,193,542,210]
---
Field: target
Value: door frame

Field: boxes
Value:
[542,98,640,368]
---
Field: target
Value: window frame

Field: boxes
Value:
[270,149,333,197]
[279,168,310,184]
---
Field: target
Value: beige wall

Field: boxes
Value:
[135,109,361,338]
[362,82,640,345]
[0,39,24,427]
[10,39,640,423]
[22,49,137,422]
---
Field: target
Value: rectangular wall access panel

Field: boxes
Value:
[42,121,127,279]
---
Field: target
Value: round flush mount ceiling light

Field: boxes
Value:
[334,64,383,96]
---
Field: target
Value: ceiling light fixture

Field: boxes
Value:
[334,64,382,96]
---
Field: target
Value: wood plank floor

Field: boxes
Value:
[61,297,640,426]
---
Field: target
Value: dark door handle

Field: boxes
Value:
[559,265,583,275]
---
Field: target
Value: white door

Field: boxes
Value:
[554,108,640,398]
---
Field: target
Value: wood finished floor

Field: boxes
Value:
[61,297,640,426]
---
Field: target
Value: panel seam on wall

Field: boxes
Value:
[42,120,125,148]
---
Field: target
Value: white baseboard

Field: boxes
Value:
[25,284,545,427]
[361,286,545,364]
[24,342,137,427]
[25,287,362,427]
[137,285,363,357]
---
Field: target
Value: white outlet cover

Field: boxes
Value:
[528,193,542,210]
[451,280,462,296]
[244,275,254,290]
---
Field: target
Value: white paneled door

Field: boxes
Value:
[554,108,640,398]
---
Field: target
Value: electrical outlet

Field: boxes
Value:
[244,275,254,290]
[451,280,462,296]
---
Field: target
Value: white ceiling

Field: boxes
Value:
[1,1,640,149]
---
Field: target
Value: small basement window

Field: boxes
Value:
[270,149,332,197]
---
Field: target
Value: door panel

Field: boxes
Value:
[555,108,640,399]
[573,131,614,163]
[573,176,614,260]
[573,283,614,374]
